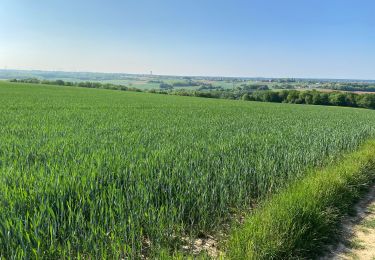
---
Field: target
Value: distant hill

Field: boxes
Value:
[1,69,374,83]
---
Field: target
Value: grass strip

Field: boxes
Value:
[227,139,375,259]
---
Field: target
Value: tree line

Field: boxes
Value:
[9,78,375,110]
[164,89,375,110]
[320,83,375,92]
[9,78,142,92]
[242,90,375,109]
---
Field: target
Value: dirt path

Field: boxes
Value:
[325,185,375,260]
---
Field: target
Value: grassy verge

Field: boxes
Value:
[227,139,375,259]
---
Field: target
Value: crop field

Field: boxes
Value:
[1,81,375,258]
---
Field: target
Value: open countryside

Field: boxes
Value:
[1,0,375,259]
[1,80,375,258]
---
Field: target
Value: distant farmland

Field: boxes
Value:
[1,81,375,258]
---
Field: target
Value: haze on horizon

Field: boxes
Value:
[0,0,374,80]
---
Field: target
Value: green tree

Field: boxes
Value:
[242,93,251,101]
[329,93,347,106]
[357,94,375,109]
[312,91,322,105]
[286,90,299,103]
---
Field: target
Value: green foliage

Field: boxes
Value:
[248,90,375,109]
[357,94,375,109]
[10,78,375,111]
[329,92,347,106]
[325,82,375,92]
[241,93,251,101]
[159,82,173,89]
[1,81,375,258]
[228,140,375,259]
[10,78,137,92]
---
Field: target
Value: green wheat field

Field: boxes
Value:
[1,81,375,258]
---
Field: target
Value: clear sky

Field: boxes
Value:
[0,0,374,79]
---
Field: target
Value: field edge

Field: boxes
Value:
[226,139,375,259]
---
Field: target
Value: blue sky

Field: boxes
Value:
[0,0,374,79]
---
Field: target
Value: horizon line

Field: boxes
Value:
[1,67,374,82]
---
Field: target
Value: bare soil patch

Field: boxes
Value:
[323,185,375,260]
